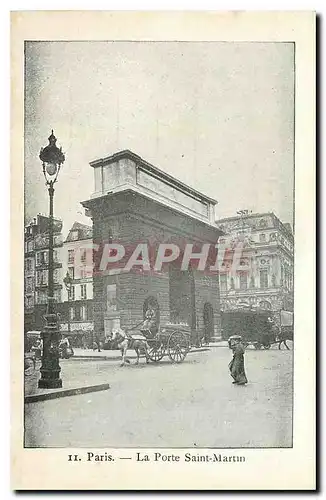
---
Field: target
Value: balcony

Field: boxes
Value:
[35,234,63,250]
[35,260,62,269]
[35,282,62,290]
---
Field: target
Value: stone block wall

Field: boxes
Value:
[89,192,222,340]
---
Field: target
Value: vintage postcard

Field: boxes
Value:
[11,11,315,490]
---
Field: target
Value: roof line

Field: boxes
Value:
[217,212,293,238]
[89,149,217,205]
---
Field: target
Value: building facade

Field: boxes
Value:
[216,212,294,325]
[60,222,94,347]
[82,150,223,343]
[24,215,63,333]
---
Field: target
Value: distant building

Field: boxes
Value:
[61,222,94,347]
[216,212,294,326]
[24,215,63,333]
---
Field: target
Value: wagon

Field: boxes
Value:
[144,324,192,363]
[227,333,275,350]
[224,309,294,350]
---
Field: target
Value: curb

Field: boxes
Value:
[25,383,111,404]
[70,347,210,361]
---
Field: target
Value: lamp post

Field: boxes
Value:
[38,131,65,389]
[63,271,72,338]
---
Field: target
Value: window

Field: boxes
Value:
[36,290,47,304]
[53,269,60,283]
[36,270,48,286]
[80,268,89,279]
[68,249,74,264]
[54,289,61,303]
[71,231,79,241]
[74,306,81,321]
[36,251,48,266]
[80,284,87,300]
[219,274,227,292]
[107,284,117,311]
[25,277,33,292]
[249,276,255,288]
[26,296,34,308]
[81,305,87,320]
[284,270,288,290]
[54,234,62,246]
[81,249,87,263]
[239,273,248,290]
[68,286,75,301]
[69,307,74,320]
[259,233,266,243]
[25,259,32,272]
[260,270,268,289]
[68,267,74,280]
[27,241,34,252]
[53,250,60,263]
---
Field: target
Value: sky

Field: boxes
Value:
[24,41,294,236]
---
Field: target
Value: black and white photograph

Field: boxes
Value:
[11,11,315,491]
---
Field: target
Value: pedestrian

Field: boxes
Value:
[228,336,248,385]
[140,306,157,336]
[59,336,70,358]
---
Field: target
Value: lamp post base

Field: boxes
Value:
[38,313,63,389]
[38,377,62,389]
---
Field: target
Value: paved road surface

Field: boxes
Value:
[25,346,292,448]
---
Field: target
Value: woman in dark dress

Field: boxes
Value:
[229,337,248,385]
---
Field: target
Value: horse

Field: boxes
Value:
[268,319,293,350]
[110,328,150,367]
[276,327,293,350]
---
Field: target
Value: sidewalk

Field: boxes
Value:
[24,350,114,402]
[24,362,111,402]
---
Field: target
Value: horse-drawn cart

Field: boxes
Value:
[225,309,293,350]
[146,324,191,364]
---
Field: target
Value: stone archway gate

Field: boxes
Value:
[82,150,224,341]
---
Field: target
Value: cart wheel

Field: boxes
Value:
[254,343,262,350]
[263,343,271,349]
[168,331,190,363]
[147,341,165,362]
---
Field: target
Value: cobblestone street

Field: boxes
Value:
[24,345,293,448]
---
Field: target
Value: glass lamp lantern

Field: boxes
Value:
[39,130,65,183]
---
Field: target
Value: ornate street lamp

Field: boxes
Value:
[38,131,65,389]
[63,271,72,337]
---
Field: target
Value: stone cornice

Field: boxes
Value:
[89,149,217,206]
